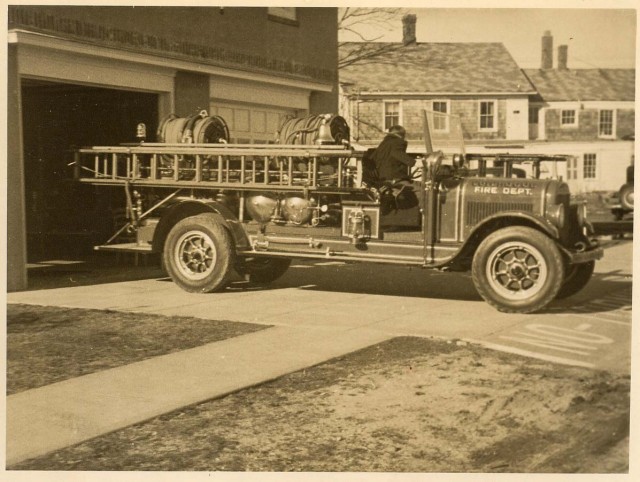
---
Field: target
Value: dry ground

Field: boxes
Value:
[6,305,630,473]
[6,304,267,394]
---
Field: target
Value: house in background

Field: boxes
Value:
[339,14,535,148]
[523,31,635,193]
[339,18,635,194]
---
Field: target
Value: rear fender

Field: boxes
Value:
[152,199,250,253]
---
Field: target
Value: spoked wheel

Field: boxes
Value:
[239,257,291,284]
[163,214,235,293]
[472,227,564,313]
[556,260,595,299]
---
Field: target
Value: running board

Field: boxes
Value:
[94,243,153,253]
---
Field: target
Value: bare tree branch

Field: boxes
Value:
[338,7,408,69]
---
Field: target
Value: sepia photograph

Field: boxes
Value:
[2,1,637,479]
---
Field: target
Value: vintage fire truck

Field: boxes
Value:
[72,110,603,313]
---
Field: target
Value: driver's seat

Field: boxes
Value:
[361,148,381,188]
[361,148,417,211]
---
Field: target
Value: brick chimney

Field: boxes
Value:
[541,30,553,69]
[557,45,568,69]
[402,14,417,46]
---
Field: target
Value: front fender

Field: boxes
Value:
[152,198,250,253]
[466,211,559,241]
[444,212,560,271]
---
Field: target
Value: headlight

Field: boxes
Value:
[546,203,565,228]
[576,202,588,226]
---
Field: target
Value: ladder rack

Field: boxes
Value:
[73,143,362,193]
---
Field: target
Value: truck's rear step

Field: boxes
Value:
[94,243,153,253]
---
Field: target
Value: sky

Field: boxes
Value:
[338,7,637,69]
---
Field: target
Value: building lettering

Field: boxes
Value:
[8,7,336,82]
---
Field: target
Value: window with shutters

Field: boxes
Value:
[566,156,578,180]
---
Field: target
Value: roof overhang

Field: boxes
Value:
[9,29,334,93]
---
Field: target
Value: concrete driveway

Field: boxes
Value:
[9,239,633,372]
[5,239,633,465]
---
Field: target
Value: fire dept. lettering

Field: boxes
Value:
[473,186,533,195]
[475,186,499,194]
[502,187,533,195]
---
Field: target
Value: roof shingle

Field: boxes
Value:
[340,42,535,94]
[523,68,635,102]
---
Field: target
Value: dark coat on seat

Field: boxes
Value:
[372,133,416,182]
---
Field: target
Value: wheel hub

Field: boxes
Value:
[509,263,526,279]
[175,230,217,280]
[487,242,548,299]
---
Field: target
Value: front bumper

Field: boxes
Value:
[566,246,604,264]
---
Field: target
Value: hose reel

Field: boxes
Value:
[275,113,350,146]
[156,110,230,178]
[157,110,230,145]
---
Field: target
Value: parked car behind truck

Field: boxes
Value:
[607,162,634,220]
[72,111,602,314]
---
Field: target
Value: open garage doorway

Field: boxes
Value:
[21,80,158,262]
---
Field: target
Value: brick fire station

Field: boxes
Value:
[7,6,339,290]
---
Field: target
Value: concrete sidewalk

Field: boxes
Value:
[7,324,392,466]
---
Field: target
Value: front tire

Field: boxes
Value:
[556,261,595,299]
[472,227,564,313]
[163,214,235,293]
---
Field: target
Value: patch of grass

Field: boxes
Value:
[7,304,268,394]
[10,337,630,472]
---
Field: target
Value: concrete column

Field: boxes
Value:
[174,71,210,117]
[7,43,28,291]
[310,85,338,116]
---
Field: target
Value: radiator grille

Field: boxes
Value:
[466,201,534,225]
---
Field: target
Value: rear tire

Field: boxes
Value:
[240,257,291,284]
[555,261,595,299]
[472,227,564,313]
[163,214,235,293]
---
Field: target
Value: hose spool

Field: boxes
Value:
[157,110,230,144]
[156,110,230,178]
[275,113,350,146]
[273,114,351,184]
